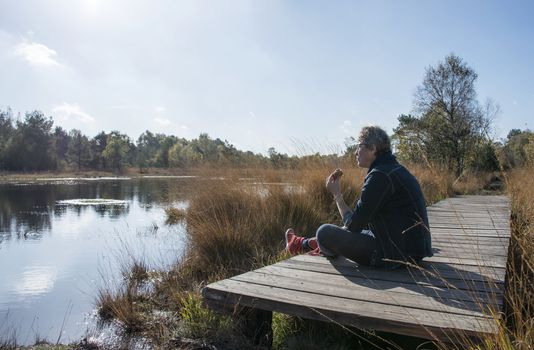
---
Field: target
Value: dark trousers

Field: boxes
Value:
[315,224,377,266]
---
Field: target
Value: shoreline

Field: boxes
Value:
[0,168,194,183]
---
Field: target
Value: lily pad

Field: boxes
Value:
[56,199,129,206]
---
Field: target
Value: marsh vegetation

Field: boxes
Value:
[89,164,512,350]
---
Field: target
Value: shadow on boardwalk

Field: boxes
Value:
[327,255,503,316]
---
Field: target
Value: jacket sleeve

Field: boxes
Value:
[346,170,392,233]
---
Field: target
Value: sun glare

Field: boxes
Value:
[81,0,104,15]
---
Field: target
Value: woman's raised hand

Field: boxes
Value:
[325,168,343,196]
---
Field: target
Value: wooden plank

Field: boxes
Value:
[420,262,506,281]
[429,223,506,228]
[431,249,507,259]
[433,245,509,252]
[433,244,509,252]
[429,223,509,229]
[276,262,502,299]
[231,269,495,317]
[426,211,508,218]
[431,226,509,231]
[432,237,509,244]
[427,207,508,213]
[435,197,508,202]
[430,225,509,231]
[433,201,508,205]
[432,231,510,242]
[431,200,508,205]
[432,235,509,243]
[283,257,503,293]
[432,239,508,247]
[290,254,506,281]
[434,198,508,203]
[429,213,506,217]
[430,212,509,217]
[243,265,502,310]
[431,237,510,245]
[424,255,506,268]
[433,239,509,247]
[432,240,507,247]
[432,247,507,255]
[432,242,507,252]
[432,227,508,231]
[203,279,497,341]
[429,227,509,235]
[290,250,507,270]
[428,249,503,261]
[434,198,506,204]
[432,239,509,246]
[429,204,509,210]
[429,207,509,214]
[428,214,508,220]
[428,216,508,222]
[428,218,508,224]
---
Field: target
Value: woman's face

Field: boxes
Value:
[355,142,377,168]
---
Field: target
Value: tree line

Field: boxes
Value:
[1,54,533,174]
[0,109,255,172]
[0,109,336,172]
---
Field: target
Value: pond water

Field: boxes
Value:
[0,178,190,345]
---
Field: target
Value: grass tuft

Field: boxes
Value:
[164,207,187,224]
[96,283,145,334]
[178,291,233,340]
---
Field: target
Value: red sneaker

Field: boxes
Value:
[307,238,318,250]
[308,246,322,256]
[285,228,305,255]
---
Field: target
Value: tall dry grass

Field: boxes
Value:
[455,165,534,350]
[95,163,496,349]
[180,166,367,282]
[181,163,490,283]
[492,167,534,349]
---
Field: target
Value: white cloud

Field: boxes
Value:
[52,103,96,123]
[13,40,62,67]
[155,106,166,112]
[153,117,171,126]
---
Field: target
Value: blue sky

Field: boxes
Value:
[1,0,533,155]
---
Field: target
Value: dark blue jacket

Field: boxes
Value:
[346,152,432,264]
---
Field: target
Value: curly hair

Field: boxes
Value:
[358,126,391,156]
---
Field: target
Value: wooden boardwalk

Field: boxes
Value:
[202,195,510,344]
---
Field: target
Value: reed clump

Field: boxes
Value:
[182,168,342,281]
[407,164,494,205]
[96,284,146,334]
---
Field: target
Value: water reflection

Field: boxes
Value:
[0,179,185,241]
[15,265,58,298]
[0,178,189,345]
